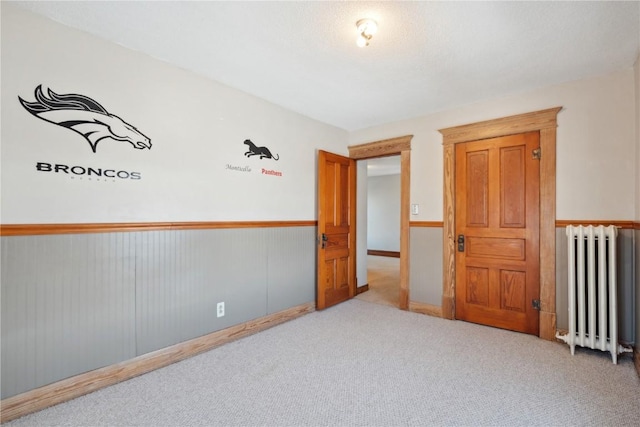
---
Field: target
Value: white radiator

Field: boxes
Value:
[556,225,627,364]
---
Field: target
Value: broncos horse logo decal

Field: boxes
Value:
[19,85,151,153]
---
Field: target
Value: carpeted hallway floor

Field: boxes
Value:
[355,255,399,307]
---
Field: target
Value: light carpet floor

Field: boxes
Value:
[6,299,640,426]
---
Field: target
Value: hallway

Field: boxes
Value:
[355,255,400,307]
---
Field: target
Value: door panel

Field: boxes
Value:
[317,150,356,310]
[501,146,526,227]
[455,132,540,334]
[466,237,525,259]
[466,151,489,227]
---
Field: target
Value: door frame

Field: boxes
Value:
[439,107,562,340]
[348,135,412,310]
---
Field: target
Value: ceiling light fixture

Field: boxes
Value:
[356,18,377,47]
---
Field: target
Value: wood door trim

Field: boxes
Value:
[349,135,413,310]
[439,107,561,340]
[348,135,412,159]
[0,221,317,236]
[440,108,561,145]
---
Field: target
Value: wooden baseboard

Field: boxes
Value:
[0,302,315,423]
[367,250,400,258]
[409,301,443,318]
[356,284,369,295]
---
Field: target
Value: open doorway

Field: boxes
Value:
[348,135,412,310]
[355,156,401,307]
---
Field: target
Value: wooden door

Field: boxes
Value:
[455,132,540,334]
[317,150,356,310]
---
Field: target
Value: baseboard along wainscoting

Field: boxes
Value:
[367,249,400,258]
[0,302,315,424]
[409,301,443,318]
[356,284,369,295]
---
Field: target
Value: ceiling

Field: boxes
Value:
[10,1,640,132]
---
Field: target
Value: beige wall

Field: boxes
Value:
[349,68,637,222]
[636,55,640,223]
[350,65,638,342]
[1,4,348,224]
[635,54,639,348]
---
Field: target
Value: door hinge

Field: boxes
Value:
[532,148,541,160]
[532,299,541,311]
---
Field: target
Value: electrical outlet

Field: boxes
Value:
[411,204,419,215]
[217,302,225,318]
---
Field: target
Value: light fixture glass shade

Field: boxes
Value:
[357,19,377,37]
[355,18,377,47]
